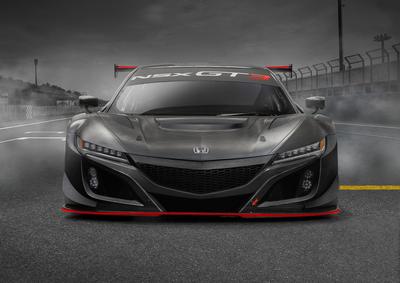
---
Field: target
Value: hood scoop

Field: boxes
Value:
[155,117,248,131]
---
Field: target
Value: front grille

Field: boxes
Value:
[136,162,265,194]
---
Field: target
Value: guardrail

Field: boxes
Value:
[0,105,82,122]
[279,43,400,94]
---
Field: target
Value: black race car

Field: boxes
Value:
[61,64,339,218]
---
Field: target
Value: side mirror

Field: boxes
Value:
[305,96,325,114]
[79,95,99,113]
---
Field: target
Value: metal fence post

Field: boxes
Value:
[344,57,351,84]
[344,54,365,84]
[327,59,340,87]
[383,48,390,80]
[284,72,291,90]
[292,70,298,92]
[314,66,319,89]
[299,70,304,90]
[393,44,400,81]
[298,67,313,90]
[366,48,391,83]
[313,63,328,89]
[366,51,374,82]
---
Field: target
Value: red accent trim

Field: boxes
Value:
[115,65,138,71]
[265,65,293,72]
[251,198,259,207]
[61,207,341,218]
[266,65,291,69]
[114,64,138,78]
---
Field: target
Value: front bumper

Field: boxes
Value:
[63,135,339,217]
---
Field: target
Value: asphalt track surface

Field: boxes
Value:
[0,117,399,282]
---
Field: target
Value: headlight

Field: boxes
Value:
[273,138,326,164]
[76,136,129,163]
[66,119,86,154]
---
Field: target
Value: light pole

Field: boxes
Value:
[34,58,38,87]
[374,33,391,63]
[338,0,345,72]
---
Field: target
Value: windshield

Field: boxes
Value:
[109,81,296,116]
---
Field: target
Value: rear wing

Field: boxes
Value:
[265,65,293,77]
[114,64,137,78]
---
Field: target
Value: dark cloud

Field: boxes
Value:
[0,0,399,99]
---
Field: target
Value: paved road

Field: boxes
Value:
[0,118,399,282]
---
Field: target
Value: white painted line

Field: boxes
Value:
[335,122,400,130]
[0,136,66,144]
[24,131,65,134]
[0,117,71,131]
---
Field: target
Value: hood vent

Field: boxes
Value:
[155,117,248,131]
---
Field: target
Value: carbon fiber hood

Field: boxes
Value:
[97,113,309,161]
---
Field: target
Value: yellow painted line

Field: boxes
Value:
[340,185,400,190]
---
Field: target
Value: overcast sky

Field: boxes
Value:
[0,0,399,99]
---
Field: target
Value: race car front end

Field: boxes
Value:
[62,64,339,218]
[62,118,339,218]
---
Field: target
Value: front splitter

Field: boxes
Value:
[61,207,341,218]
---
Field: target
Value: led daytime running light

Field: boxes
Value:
[275,138,326,163]
[77,137,126,159]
